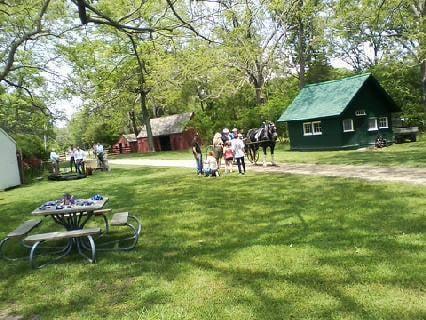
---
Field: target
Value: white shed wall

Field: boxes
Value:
[0,129,21,190]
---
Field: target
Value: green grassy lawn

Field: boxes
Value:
[108,135,425,168]
[0,168,425,319]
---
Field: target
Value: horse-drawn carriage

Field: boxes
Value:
[243,121,278,166]
[207,121,278,166]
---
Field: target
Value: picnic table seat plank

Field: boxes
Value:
[110,212,129,226]
[7,219,42,238]
[93,208,112,216]
[24,227,101,244]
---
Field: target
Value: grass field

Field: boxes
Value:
[0,168,425,319]
[109,135,426,168]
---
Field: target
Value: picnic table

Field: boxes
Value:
[32,198,109,230]
[1,196,141,268]
[26,198,110,267]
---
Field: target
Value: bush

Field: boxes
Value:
[14,135,48,159]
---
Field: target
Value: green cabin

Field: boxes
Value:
[278,73,401,151]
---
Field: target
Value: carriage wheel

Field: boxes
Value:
[247,147,259,164]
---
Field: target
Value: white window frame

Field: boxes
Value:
[368,118,378,131]
[303,121,322,136]
[303,122,313,136]
[355,110,366,116]
[312,121,322,135]
[342,119,354,132]
[378,117,388,128]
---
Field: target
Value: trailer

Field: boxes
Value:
[394,127,419,143]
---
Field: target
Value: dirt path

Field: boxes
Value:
[109,159,426,185]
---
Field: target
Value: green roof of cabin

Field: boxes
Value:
[278,73,392,122]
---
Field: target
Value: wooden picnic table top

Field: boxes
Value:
[31,198,109,216]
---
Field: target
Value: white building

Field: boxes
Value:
[0,128,21,190]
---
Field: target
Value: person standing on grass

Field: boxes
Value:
[50,149,60,175]
[75,146,84,174]
[223,141,234,174]
[231,134,246,175]
[69,146,77,172]
[212,132,223,169]
[192,136,203,176]
[95,142,105,170]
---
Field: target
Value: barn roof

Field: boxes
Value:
[278,73,399,122]
[137,112,194,138]
[122,134,137,142]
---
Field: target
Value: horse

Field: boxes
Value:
[246,121,278,167]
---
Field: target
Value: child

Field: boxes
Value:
[223,141,234,174]
[204,151,219,177]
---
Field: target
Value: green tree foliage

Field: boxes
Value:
[1,0,424,150]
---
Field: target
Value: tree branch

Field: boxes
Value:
[0,0,51,82]
[165,0,217,43]
[2,79,52,116]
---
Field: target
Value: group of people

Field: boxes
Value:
[192,128,246,177]
[49,143,105,176]
[68,146,89,174]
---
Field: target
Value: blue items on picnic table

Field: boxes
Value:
[38,197,97,210]
[91,194,103,201]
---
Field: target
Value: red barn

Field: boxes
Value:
[112,134,138,154]
[137,112,196,152]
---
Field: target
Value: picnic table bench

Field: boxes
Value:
[97,212,142,251]
[0,219,42,260]
[24,227,101,269]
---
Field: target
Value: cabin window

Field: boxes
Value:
[378,117,388,128]
[312,121,322,135]
[343,119,354,132]
[368,118,378,131]
[303,121,322,136]
[303,122,313,136]
[355,110,366,116]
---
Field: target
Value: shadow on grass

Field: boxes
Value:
[0,168,424,319]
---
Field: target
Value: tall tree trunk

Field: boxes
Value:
[297,23,306,89]
[422,59,426,115]
[128,35,155,152]
[255,87,265,104]
[254,60,266,104]
[139,88,154,152]
[129,110,138,137]
[297,1,306,89]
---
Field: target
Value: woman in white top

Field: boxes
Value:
[231,134,246,174]
[204,151,219,177]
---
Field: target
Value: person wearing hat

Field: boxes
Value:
[230,128,238,140]
[50,149,60,176]
[221,128,230,144]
